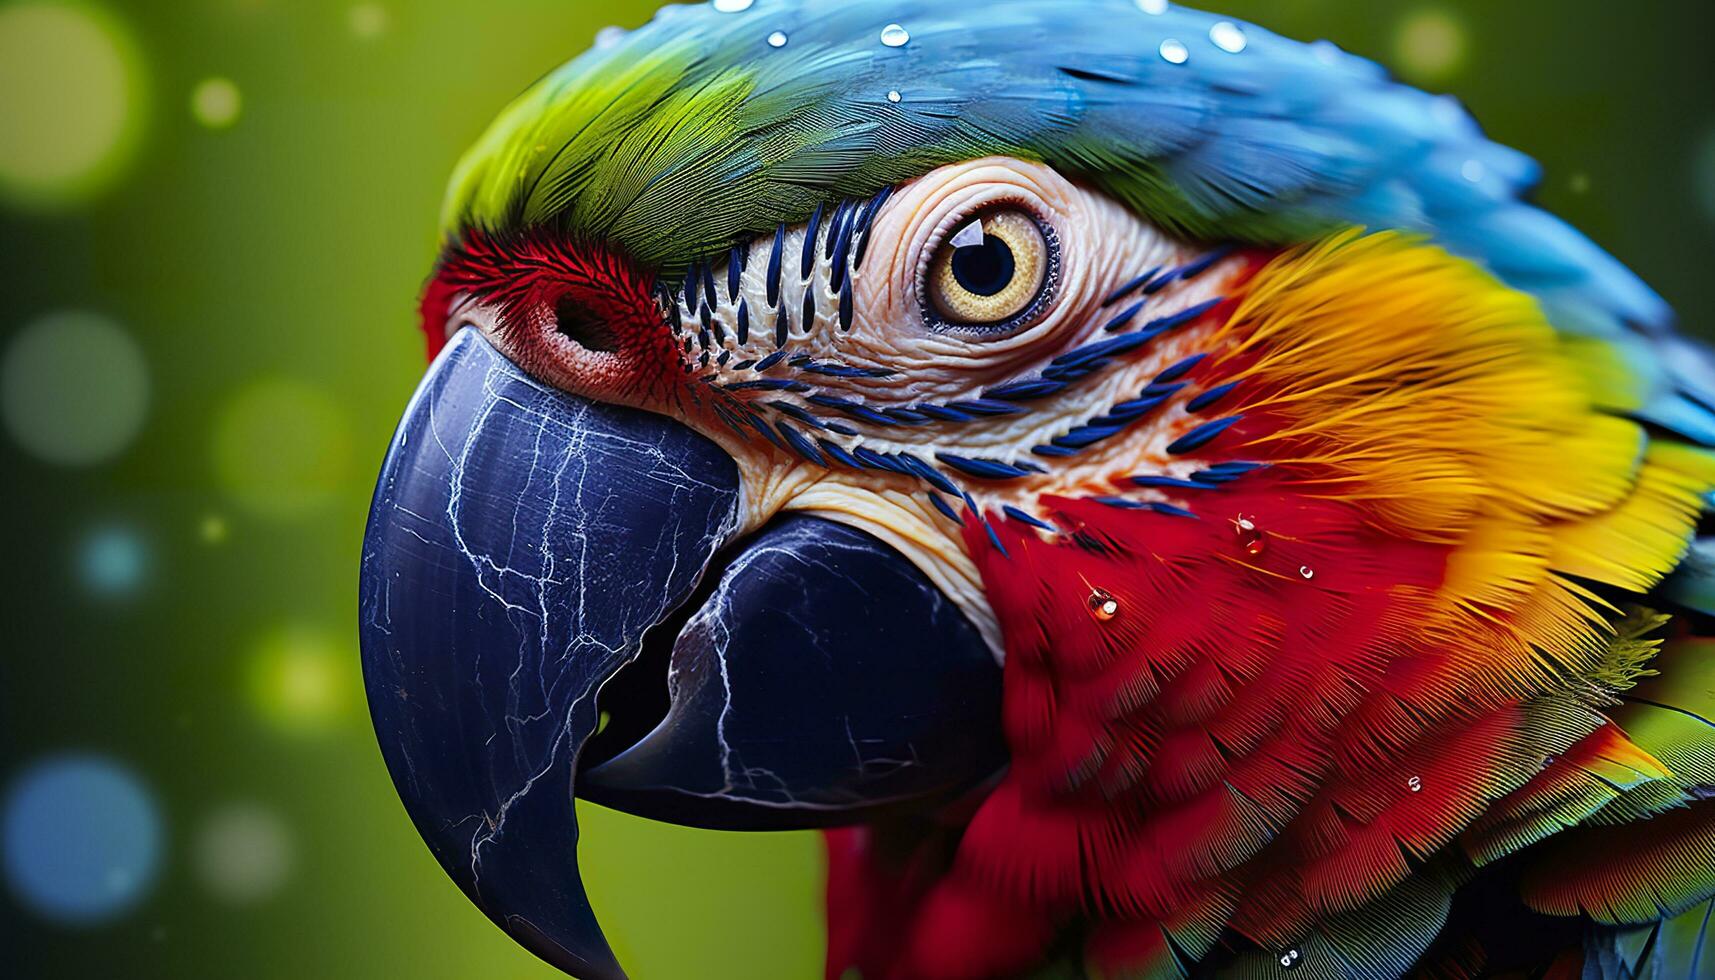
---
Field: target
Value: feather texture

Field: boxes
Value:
[430,3,1715,976]
[840,236,1715,979]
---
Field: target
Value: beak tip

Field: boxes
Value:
[507,917,627,980]
[360,330,740,980]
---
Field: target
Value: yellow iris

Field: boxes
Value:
[926,209,1048,328]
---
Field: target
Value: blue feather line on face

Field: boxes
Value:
[829,216,855,294]
[1129,475,1210,490]
[1185,380,1239,412]
[852,186,894,270]
[1153,353,1207,383]
[929,492,962,522]
[800,202,824,282]
[1166,414,1244,454]
[744,412,790,451]
[962,492,1008,557]
[776,422,827,465]
[984,378,1067,401]
[916,404,974,422]
[1140,297,1222,333]
[766,223,785,307]
[1100,266,1162,307]
[1101,299,1148,332]
[820,439,866,470]
[935,453,1034,481]
[727,242,745,301]
[1001,505,1058,533]
[768,400,829,430]
[883,407,931,424]
[824,200,853,262]
[898,454,961,495]
[798,360,894,379]
[724,377,812,392]
[807,394,899,428]
[1174,245,1235,281]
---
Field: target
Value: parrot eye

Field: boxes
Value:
[923,207,1058,335]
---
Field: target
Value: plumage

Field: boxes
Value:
[414,3,1715,977]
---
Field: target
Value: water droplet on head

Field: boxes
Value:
[1298,565,1314,580]
[1279,946,1303,970]
[886,90,902,103]
[1159,38,1189,64]
[1460,159,1485,183]
[767,30,788,47]
[1135,0,1168,13]
[880,23,910,47]
[711,0,754,11]
[1087,588,1120,622]
[1408,775,1423,792]
[1210,21,1247,53]
[594,26,625,49]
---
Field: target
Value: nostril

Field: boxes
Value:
[554,294,620,353]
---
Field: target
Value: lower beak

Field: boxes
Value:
[359,330,1003,979]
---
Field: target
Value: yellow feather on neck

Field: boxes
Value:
[1214,231,1714,698]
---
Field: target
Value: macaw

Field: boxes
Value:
[358,1,1715,977]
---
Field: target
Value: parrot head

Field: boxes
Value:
[362,2,1715,978]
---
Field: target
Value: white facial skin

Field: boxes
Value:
[467,157,1248,654]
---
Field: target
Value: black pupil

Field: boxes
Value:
[950,234,1016,297]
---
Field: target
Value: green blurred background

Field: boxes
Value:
[0,1,1711,977]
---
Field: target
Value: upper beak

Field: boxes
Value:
[359,330,1004,979]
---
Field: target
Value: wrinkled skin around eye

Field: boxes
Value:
[466,156,1246,650]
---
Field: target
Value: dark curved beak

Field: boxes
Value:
[359,330,1003,979]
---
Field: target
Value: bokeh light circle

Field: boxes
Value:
[198,512,229,545]
[0,2,148,210]
[1393,7,1466,85]
[348,3,388,39]
[1696,125,1715,225]
[190,77,241,129]
[193,803,294,904]
[2,755,163,925]
[2,311,150,466]
[213,379,353,520]
[247,624,355,735]
[77,523,148,597]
